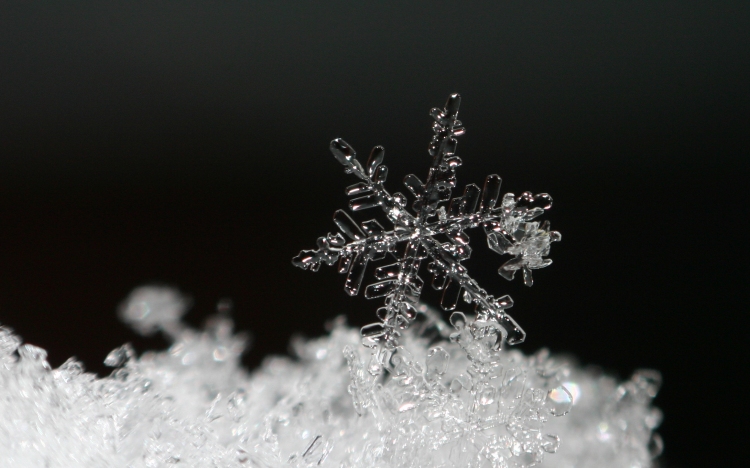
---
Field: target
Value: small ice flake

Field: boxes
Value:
[118,285,189,336]
[104,343,135,367]
[293,94,560,350]
[0,325,21,358]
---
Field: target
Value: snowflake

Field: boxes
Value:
[293,94,560,349]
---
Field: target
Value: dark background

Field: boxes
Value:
[0,2,747,466]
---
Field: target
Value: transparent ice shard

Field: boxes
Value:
[103,343,135,367]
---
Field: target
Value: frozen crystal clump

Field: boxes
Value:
[0,287,662,467]
[118,285,190,336]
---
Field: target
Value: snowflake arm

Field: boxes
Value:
[293,94,560,349]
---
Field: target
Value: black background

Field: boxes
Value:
[1,2,747,466]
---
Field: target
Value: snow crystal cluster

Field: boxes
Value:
[0,95,662,467]
[0,287,662,467]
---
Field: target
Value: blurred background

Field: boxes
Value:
[0,2,747,466]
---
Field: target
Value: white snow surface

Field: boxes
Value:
[0,287,662,468]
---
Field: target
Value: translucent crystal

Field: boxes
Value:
[546,385,574,416]
[293,94,560,349]
[425,346,450,379]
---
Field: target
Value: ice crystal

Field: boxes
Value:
[293,94,560,350]
[0,288,662,467]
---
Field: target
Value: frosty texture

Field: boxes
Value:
[294,94,560,349]
[0,288,662,467]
